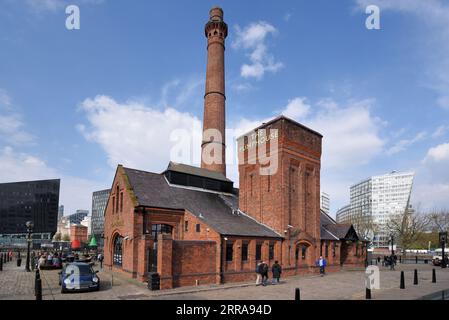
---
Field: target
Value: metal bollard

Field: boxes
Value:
[35,278,42,301]
[295,288,300,301]
[366,288,372,300]
[432,268,436,283]
[414,269,418,285]
[415,256,418,264]
[400,271,405,289]
[0,257,2,271]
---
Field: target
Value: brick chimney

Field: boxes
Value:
[201,7,228,176]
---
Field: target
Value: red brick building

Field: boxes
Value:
[103,7,367,289]
[70,225,88,245]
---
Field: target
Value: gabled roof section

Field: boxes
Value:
[238,115,323,139]
[122,166,281,238]
[320,210,359,241]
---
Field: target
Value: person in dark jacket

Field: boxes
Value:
[271,261,282,284]
[261,261,269,286]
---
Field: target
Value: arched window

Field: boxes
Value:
[113,235,123,266]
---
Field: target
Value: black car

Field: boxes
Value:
[59,262,100,293]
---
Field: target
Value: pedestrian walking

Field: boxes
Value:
[255,262,262,286]
[316,256,327,276]
[271,261,282,284]
[389,255,395,270]
[261,261,269,286]
[98,253,104,269]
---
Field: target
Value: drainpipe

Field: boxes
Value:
[219,236,224,284]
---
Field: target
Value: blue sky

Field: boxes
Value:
[0,0,448,217]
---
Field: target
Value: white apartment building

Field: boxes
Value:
[338,171,414,247]
[320,192,330,215]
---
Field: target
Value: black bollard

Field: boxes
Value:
[366,288,372,300]
[400,271,405,289]
[399,256,402,264]
[415,256,418,264]
[295,288,300,301]
[35,278,42,301]
[432,269,436,283]
[414,269,418,285]
[0,256,2,271]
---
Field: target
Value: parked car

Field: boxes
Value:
[432,255,448,266]
[59,262,100,293]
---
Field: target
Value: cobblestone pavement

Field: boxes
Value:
[1,260,449,300]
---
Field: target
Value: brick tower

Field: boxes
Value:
[201,7,228,176]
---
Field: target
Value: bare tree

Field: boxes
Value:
[386,205,429,256]
[426,209,449,232]
[351,208,379,242]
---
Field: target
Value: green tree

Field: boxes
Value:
[62,234,70,242]
[53,232,62,241]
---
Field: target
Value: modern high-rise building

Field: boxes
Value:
[91,189,110,247]
[320,192,330,215]
[0,179,60,240]
[58,205,64,220]
[336,204,351,223]
[337,171,414,247]
[67,209,89,225]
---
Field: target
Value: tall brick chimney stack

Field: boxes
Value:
[201,7,228,176]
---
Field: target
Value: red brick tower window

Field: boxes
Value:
[119,192,123,213]
[112,196,115,214]
[115,185,119,213]
[184,221,189,232]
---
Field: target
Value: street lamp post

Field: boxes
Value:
[25,221,34,272]
[439,231,447,269]
[390,234,395,256]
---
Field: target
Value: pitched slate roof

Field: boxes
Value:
[164,162,232,183]
[123,167,282,238]
[320,210,359,241]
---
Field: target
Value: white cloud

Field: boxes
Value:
[78,95,202,171]
[413,142,449,210]
[0,88,34,145]
[355,0,449,111]
[232,22,283,80]
[0,146,103,215]
[424,142,449,163]
[281,97,311,120]
[432,125,449,138]
[386,131,427,155]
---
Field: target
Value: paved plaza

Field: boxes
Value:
[1,261,449,300]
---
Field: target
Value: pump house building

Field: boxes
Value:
[103,7,367,289]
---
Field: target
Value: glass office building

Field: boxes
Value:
[0,179,60,240]
[91,189,110,248]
